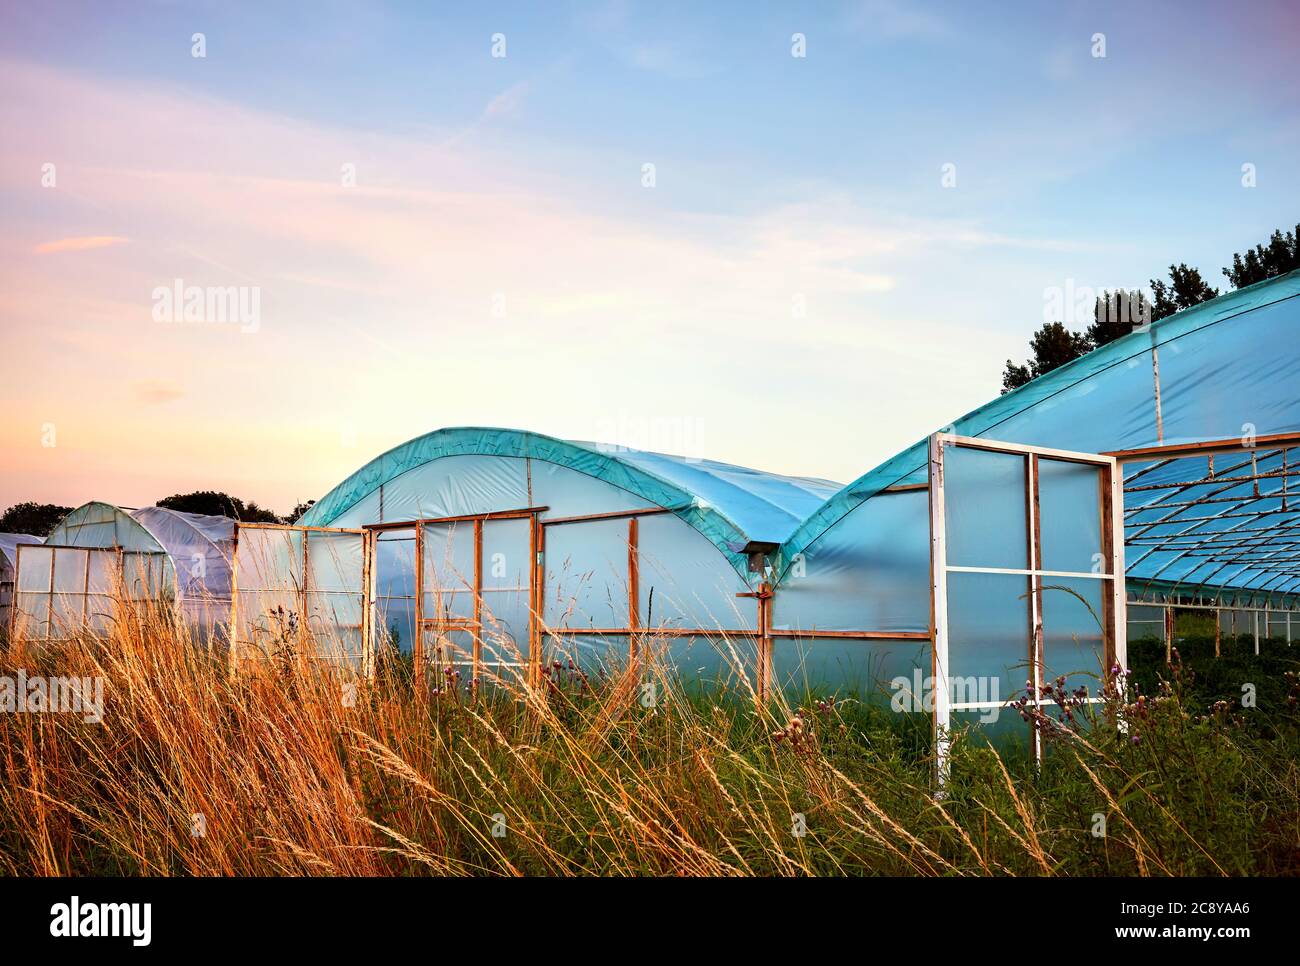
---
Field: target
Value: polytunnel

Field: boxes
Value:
[296,427,841,686]
[773,267,1300,748]
[1,532,45,636]
[10,501,234,642]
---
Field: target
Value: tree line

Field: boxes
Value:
[1002,223,1299,393]
[0,492,316,537]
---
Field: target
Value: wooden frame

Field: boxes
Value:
[8,543,161,652]
[229,521,369,675]
[1116,437,1300,607]
[413,509,540,690]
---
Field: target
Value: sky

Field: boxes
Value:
[1,0,1297,515]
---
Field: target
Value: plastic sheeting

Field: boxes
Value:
[773,636,930,703]
[47,502,167,554]
[772,488,930,635]
[11,544,165,641]
[29,502,237,639]
[130,506,234,600]
[0,533,44,632]
[298,427,840,575]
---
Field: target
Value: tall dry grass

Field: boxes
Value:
[1,594,1298,876]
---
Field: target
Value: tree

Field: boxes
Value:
[1222,224,1300,289]
[155,491,281,523]
[284,500,316,524]
[1001,321,1090,393]
[1002,266,1218,393]
[1087,288,1152,348]
[1149,263,1218,321]
[0,502,72,536]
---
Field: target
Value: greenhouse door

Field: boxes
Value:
[230,524,372,674]
[928,434,1126,773]
[416,511,538,690]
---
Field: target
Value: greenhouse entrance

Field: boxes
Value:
[928,434,1126,770]
[406,509,540,689]
[229,523,372,672]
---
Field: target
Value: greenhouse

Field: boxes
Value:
[772,267,1300,748]
[0,532,44,637]
[10,502,234,642]
[8,269,1299,766]
[296,427,843,685]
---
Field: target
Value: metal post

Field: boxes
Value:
[928,434,951,786]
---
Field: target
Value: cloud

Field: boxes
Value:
[33,236,128,255]
[483,80,530,120]
[845,0,952,41]
[0,56,1093,508]
[130,379,186,405]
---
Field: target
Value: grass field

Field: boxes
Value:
[2,603,1298,876]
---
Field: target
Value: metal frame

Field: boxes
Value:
[929,434,1126,777]
[1112,433,1300,604]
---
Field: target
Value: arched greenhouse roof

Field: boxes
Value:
[0,533,45,570]
[130,506,235,599]
[42,502,236,600]
[299,426,841,573]
[47,501,168,553]
[780,269,1300,595]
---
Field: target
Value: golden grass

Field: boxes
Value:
[1,594,1295,876]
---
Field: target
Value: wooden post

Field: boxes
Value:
[413,523,424,689]
[529,515,544,689]
[1110,460,1128,676]
[300,530,311,657]
[361,529,376,681]
[1215,607,1222,657]
[229,526,240,676]
[627,516,641,668]
[1164,605,1174,663]
[473,518,483,685]
[46,546,55,643]
[735,580,774,704]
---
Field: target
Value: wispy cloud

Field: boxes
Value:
[845,0,953,41]
[483,80,531,120]
[130,379,186,405]
[33,235,128,255]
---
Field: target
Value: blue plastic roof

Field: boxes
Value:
[299,427,841,574]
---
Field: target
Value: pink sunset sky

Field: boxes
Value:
[2,2,1296,515]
